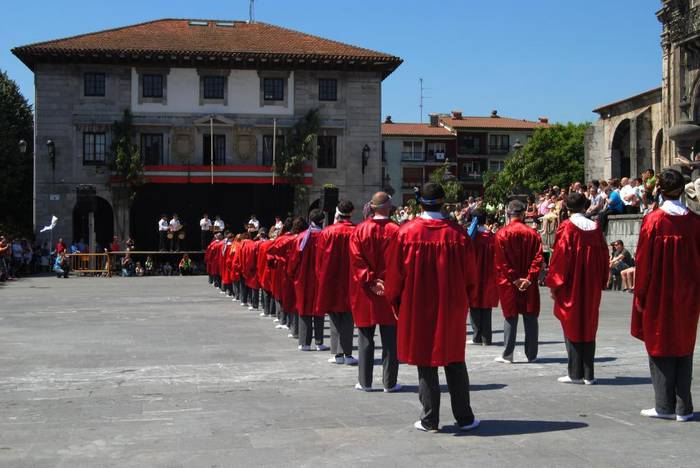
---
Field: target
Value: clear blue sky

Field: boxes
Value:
[1,0,662,124]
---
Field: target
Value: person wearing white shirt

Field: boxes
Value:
[213,215,225,233]
[620,177,640,214]
[157,214,169,252]
[169,214,182,252]
[200,213,212,250]
[248,214,260,230]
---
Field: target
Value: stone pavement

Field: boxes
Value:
[0,276,698,467]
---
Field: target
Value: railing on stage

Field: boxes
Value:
[68,251,206,277]
[69,253,111,276]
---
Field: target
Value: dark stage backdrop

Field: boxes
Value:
[130,183,295,251]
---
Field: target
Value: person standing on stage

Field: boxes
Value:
[350,192,400,391]
[213,215,225,234]
[169,214,182,252]
[545,192,609,385]
[288,209,327,351]
[200,213,212,251]
[632,169,700,422]
[386,182,480,432]
[316,200,357,364]
[468,208,499,346]
[494,199,543,364]
[158,214,169,252]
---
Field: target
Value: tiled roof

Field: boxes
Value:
[381,123,455,137]
[441,116,548,130]
[12,19,402,76]
[592,87,661,114]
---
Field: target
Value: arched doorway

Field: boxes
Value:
[654,129,663,172]
[611,119,631,179]
[72,197,114,252]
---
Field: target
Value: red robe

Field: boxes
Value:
[240,239,260,289]
[545,220,609,342]
[471,229,499,308]
[385,217,477,367]
[209,240,223,276]
[268,233,298,312]
[314,220,356,314]
[349,218,399,327]
[227,241,240,283]
[205,240,215,275]
[256,240,272,292]
[288,229,322,317]
[220,240,233,285]
[631,209,700,357]
[494,219,543,318]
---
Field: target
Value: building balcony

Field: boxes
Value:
[459,173,483,182]
[488,145,510,155]
[457,147,482,155]
[401,152,425,162]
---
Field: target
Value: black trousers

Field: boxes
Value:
[250,288,259,309]
[565,339,595,381]
[358,325,398,389]
[261,290,272,315]
[232,281,240,299]
[649,355,694,416]
[597,207,621,234]
[213,275,221,288]
[289,312,299,338]
[200,230,211,250]
[241,283,250,304]
[417,362,475,429]
[275,299,287,325]
[503,314,538,361]
[208,274,213,285]
[329,312,354,356]
[470,307,492,345]
[158,231,167,251]
[169,236,180,252]
[299,315,324,346]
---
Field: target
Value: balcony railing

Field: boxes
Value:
[401,152,426,162]
[488,145,510,155]
[458,147,481,155]
[459,173,483,182]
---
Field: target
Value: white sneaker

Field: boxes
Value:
[344,355,359,366]
[354,382,372,392]
[241,303,249,307]
[316,344,330,351]
[275,324,285,329]
[494,355,513,364]
[558,376,584,384]
[273,319,280,323]
[282,325,290,330]
[584,379,597,385]
[384,383,402,393]
[287,333,295,338]
[413,420,438,433]
[458,418,481,432]
[640,408,675,420]
[677,413,694,422]
[259,312,266,316]
[329,356,344,364]
[248,306,255,311]
[298,345,311,351]
[231,298,238,302]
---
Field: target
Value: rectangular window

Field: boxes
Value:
[262,135,285,166]
[203,76,226,99]
[317,135,337,168]
[489,160,506,172]
[83,132,107,165]
[203,134,226,165]
[489,134,510,154]
[263,78,284,101]
[141,134,163,165]
[84,73,105,97]
[458,134,481,154]
[142,74,163,98]
[426,142,446,161]
[319,79,337,101]
[401,141,424,161]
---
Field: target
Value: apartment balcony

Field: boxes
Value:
[488,145,510,155]
[401,151,426,162]
[459,173,484,182]
[457,147,482,155]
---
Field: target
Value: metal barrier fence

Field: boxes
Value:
[67,251,205,277]
[69,253,111,276]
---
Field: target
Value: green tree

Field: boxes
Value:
[0,70,33,235]
[109,109,144,237]
[484,122,588,204]
[277,108,321,214]
[428,161,463,203]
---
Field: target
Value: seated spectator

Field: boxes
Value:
[121,253,135,277]
[585,185,604,218]
[125,237,135,251]
[178,253,192,276]
[144,256,154,275]
[608,239,633,289]
[620,177,641,214]
[54,251,70,278]
[135,261,145,277]
[69,240,81,254]
[77,238,87,253]
[162,262,173,276]
[621,266,635,293]
[110,236,120,252]
[598,178,624,233]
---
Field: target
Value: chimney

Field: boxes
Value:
[429,113,439,127]
[538,116,549,124]
[451,110,462,120]
[384,115,393,124]
[491,110,499,118]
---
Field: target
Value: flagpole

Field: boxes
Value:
[210,115,214,185]
[272,118,277,187]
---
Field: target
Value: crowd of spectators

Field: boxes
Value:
[0,235,53,281]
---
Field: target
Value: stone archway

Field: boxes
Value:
[72,196,114,252]
[654,129,663,172]
[611,119,631,179]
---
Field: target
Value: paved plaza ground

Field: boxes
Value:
[0,275,698,467]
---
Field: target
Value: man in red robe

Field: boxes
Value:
[255,228,275,317]
[208,233,224,289]
[386,182,480,432]
[494,200,543,364]
[288,210,326,351]
[267,218,298,335]
[315,200,356,364]
[350,192,401,391]
[632,169,700,421]
[219,231,234,297]
[545,192,608,385]
[240,232,261,311]
[468,208,498,346]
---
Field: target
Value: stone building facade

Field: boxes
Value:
[12,19,401,250]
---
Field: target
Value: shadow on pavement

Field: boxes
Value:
[400,383,507,393]
[595,376,651,385]
[529,356,617,364]
[444,419,588,436]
